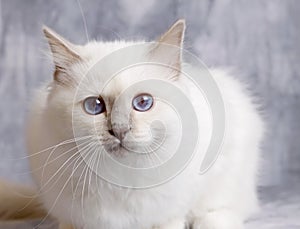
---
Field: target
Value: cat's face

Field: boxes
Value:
[44,20,186,167]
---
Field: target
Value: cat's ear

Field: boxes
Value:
[43,26,81,85]
[158,19,185,49]
[151,19,185,79]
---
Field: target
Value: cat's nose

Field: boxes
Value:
[114,128,129,141]
[111,124,130,141]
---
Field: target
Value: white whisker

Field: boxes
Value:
[76,0,89,42]
[9,135,94,161]
[40,140,97,191]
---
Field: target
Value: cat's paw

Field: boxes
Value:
[192,210,244,229]
[59,223,74,229]
[153,218,185,229]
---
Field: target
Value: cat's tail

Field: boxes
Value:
[0,179,47,221]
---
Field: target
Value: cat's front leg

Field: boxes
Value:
[58,223,74,229]
[153,218,186,229]
[192,210,244,229]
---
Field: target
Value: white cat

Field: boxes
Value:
[1,19,264,229]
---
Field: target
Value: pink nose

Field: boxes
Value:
[111,124,130,141]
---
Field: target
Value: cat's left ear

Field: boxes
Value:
[151,19,185,78]
[43,26,81,85]
[158,19,185,50]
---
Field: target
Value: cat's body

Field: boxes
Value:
[22,20,264,229]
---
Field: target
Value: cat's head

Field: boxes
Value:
[44,20,187,167]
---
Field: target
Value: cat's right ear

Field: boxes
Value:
[43,26,81,85]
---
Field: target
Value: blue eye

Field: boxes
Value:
[83,96,106,115]
[132,93,154,112]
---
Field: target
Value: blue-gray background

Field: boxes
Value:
[0,1,300,227]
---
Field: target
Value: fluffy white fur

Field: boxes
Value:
[25,20,264,229]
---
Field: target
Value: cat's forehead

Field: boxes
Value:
[81,40,145,62]
[74,40,174,101]
[96,66,149,98]
[75,62,148,101]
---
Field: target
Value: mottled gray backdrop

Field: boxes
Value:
[0,0,299,189]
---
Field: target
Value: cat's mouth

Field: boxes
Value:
[103,139,122,155]
[102,130,126,155]
[103,129,155,156]
[103,135,141,156]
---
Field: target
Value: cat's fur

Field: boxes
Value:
[1,20,264,229]
[0,180,46,220]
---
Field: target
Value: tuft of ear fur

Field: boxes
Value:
[43,26,81,85]
[150,19,186,80]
